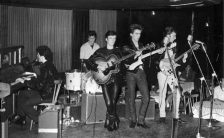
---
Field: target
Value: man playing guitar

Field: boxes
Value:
[86,31,122,131]
[157,26,188,124]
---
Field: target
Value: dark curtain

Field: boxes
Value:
[72,9,89,70]
[0,5,8,48]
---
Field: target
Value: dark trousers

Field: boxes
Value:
[126,69,150,123]
[17,90,42,122]
[101,80,121,118]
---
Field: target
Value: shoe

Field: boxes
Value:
[104,118,109,128]
[113,116,120,130]
[137,123,149,128]
[158,117,166,123]
[129,121,136,128]
[107,125,114,131]
[107,119,115,131]
[14,115,26,126]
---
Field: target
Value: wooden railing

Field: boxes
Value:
[0,46,24,69]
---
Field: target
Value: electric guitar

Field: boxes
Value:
[159,43,200,76]
[127,43,177,70]
[92,42,155,84]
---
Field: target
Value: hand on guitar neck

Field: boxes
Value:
[159,43,200,76]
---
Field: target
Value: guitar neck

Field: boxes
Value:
[115,52,136,64]
[114,42,156,64]
[141,48,163,59]
[10,81,20,86]
[174,48,192,62]
[142,44,176,60]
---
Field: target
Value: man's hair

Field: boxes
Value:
[105,30,117,38]
[88,30,97,38]
[163,26,176,37]
[36,45,53,62]
[129,24,143,33]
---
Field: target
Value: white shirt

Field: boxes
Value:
[80,42,100,59]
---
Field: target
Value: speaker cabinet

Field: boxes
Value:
[81,93,106,124]
[38,105,62,138]
[125,98,155,120]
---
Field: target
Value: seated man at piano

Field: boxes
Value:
[13,45,58,125]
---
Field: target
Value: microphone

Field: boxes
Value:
[195,40,206,52]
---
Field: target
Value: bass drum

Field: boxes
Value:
[82,71,102,94]
[65,70,84,91]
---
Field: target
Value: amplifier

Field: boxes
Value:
[38,105,63,138]
[81,93,106,124]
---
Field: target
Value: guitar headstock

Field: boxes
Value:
[144,42,156,50]
[192,43,200,50]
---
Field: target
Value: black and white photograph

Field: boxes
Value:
[0,0,223,138]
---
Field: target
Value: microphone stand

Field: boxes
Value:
[200,43,222,89]
[188,43,211,138]
[164,44,180,138]
[199,43,221,129]
[197,77,205,138]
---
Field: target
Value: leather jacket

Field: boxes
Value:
[122,40,145,73]
[26,61,58,100]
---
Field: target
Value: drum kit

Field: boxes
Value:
[65,69,102,94]
[63,69,102,126]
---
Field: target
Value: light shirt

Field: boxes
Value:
[214,86,224,101]
[80,42,100,59]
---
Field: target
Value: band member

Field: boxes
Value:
[122,24,150,128]
[13,46,58,125]
[86,31,122,131]
[80,30,100,72]
[157,26,187,123]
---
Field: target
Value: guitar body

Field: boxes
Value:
[159,43,200,76]
[159,58,180,76]
[92,54,120,84]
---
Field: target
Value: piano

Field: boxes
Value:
[0,46,24,138]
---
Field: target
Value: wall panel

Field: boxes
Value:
[6,6,72,72]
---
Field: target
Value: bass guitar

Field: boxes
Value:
[159,43,200,76]
[92,42,155,84]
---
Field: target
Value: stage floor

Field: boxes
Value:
[8,108,224,138]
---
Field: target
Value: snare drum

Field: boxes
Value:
[65,70,84,91]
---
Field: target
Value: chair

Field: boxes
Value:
[30,79,62,131]
[190,94,199,106]
[183,92,192,114]
[180,81,194,114]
